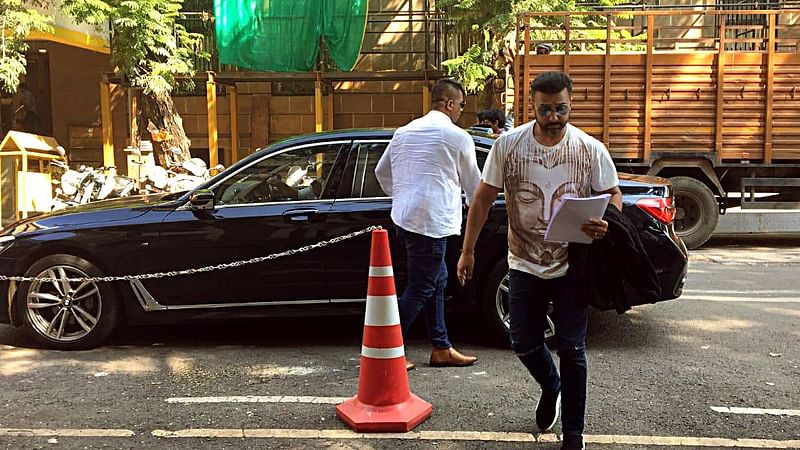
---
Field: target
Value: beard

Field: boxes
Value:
[543,122,565,136]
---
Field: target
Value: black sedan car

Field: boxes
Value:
[0,129,687,349]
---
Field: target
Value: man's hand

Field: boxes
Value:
[458,181,501,286]
[457,253,474,286]
[581,218,608,240]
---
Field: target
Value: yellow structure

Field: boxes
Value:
[0,131,65,224]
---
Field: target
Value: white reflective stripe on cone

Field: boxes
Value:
[364,295,400,326]
[361,345,405,359]
[368,266,394,277]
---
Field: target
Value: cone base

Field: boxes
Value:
[336,393,432,433]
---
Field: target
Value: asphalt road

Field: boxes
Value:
[1,238,799,449]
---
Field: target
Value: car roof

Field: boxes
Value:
[240,128,663,189]
[267,127,496,151]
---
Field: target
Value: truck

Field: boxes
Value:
[514,8,800,248]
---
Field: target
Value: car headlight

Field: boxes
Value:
[0,235,15,254]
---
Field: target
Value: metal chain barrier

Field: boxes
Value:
[0,226,382,284]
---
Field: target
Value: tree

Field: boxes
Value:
[439,0,635,108]
[0,0,53,94]
[62,0,208,165]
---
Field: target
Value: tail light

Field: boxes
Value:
[636,197,676,224]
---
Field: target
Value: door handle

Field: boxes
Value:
[283,208,319,221]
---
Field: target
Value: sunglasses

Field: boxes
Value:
[435,98,467,110]
[537,103,571,117]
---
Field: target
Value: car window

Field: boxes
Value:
[351,142,389,198]
[349,140,493,199]
[214,143,344,205]
[476,147,489,170]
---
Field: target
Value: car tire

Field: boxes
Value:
[481,259,555,347]
[15,254,120,350]
[670,176,718,249]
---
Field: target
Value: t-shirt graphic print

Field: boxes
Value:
[481,122,619,279]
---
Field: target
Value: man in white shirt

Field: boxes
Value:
[456,72,622,450]
[375,78,481,370]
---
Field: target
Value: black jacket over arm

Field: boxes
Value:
[568,205,661,313]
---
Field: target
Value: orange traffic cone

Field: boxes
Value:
[336,229,432,432]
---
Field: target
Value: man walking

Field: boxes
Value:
[375,78,481,370]
[456,72,622,450]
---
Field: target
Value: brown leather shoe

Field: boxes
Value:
[429,347,477,367]
[405,358,416,371]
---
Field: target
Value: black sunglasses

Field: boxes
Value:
[435,98,467,109]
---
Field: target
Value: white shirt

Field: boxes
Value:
[482,122,619,278]
[375,110,481,238]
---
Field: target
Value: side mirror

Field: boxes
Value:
[189,189,215,211]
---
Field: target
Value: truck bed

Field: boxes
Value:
[515,9,800,165]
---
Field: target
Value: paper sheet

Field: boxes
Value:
[544,194,611,244]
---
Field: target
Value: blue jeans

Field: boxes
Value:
[397,228,451,349]
[508,269,589,438]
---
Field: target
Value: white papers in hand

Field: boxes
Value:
[544,194,611,244]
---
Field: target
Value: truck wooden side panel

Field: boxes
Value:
[515,10,800,164]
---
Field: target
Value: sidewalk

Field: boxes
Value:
[714,208,800,239]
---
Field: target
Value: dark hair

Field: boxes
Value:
[530,71,573,96]
[488,109,506,128]
[432,78,466,102]
[477,109,507,128]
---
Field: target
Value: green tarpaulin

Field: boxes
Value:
[214,0,369,72]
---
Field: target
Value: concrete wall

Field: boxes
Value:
[20,41,131,169]
[35,41,111,151]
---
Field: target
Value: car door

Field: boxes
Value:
[138,141,349,306]
[323,140,408,302]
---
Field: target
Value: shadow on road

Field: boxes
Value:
[110,315,367,349]
[586,307,670,350]
[0,304,675,352]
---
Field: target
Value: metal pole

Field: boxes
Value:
[207,72,219,167]
[315,72,324,133]
[100,77,114,167]
[228,84,239,163]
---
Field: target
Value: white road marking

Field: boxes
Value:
[683,289,800,295]
[711,406,800,417]
[165,395,349,404]
[679,295,800,303]
[1,426,796,447]
[0,428,134,437]
[150,428,800,448]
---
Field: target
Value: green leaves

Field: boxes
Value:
[439,0,640,92]
[62,0,208,95]
[0,2,53,93]
[441,44,497,94]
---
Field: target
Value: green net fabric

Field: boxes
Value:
[214,0,368,72]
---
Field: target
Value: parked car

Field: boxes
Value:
[0,129,688,349]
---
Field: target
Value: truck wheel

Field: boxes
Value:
[670,176,719,249]
[481,259,555,347]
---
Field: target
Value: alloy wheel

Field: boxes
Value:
[496,273,555,340]
[25,265,103,343]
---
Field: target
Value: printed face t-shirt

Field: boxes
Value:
[481,122,619,279]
